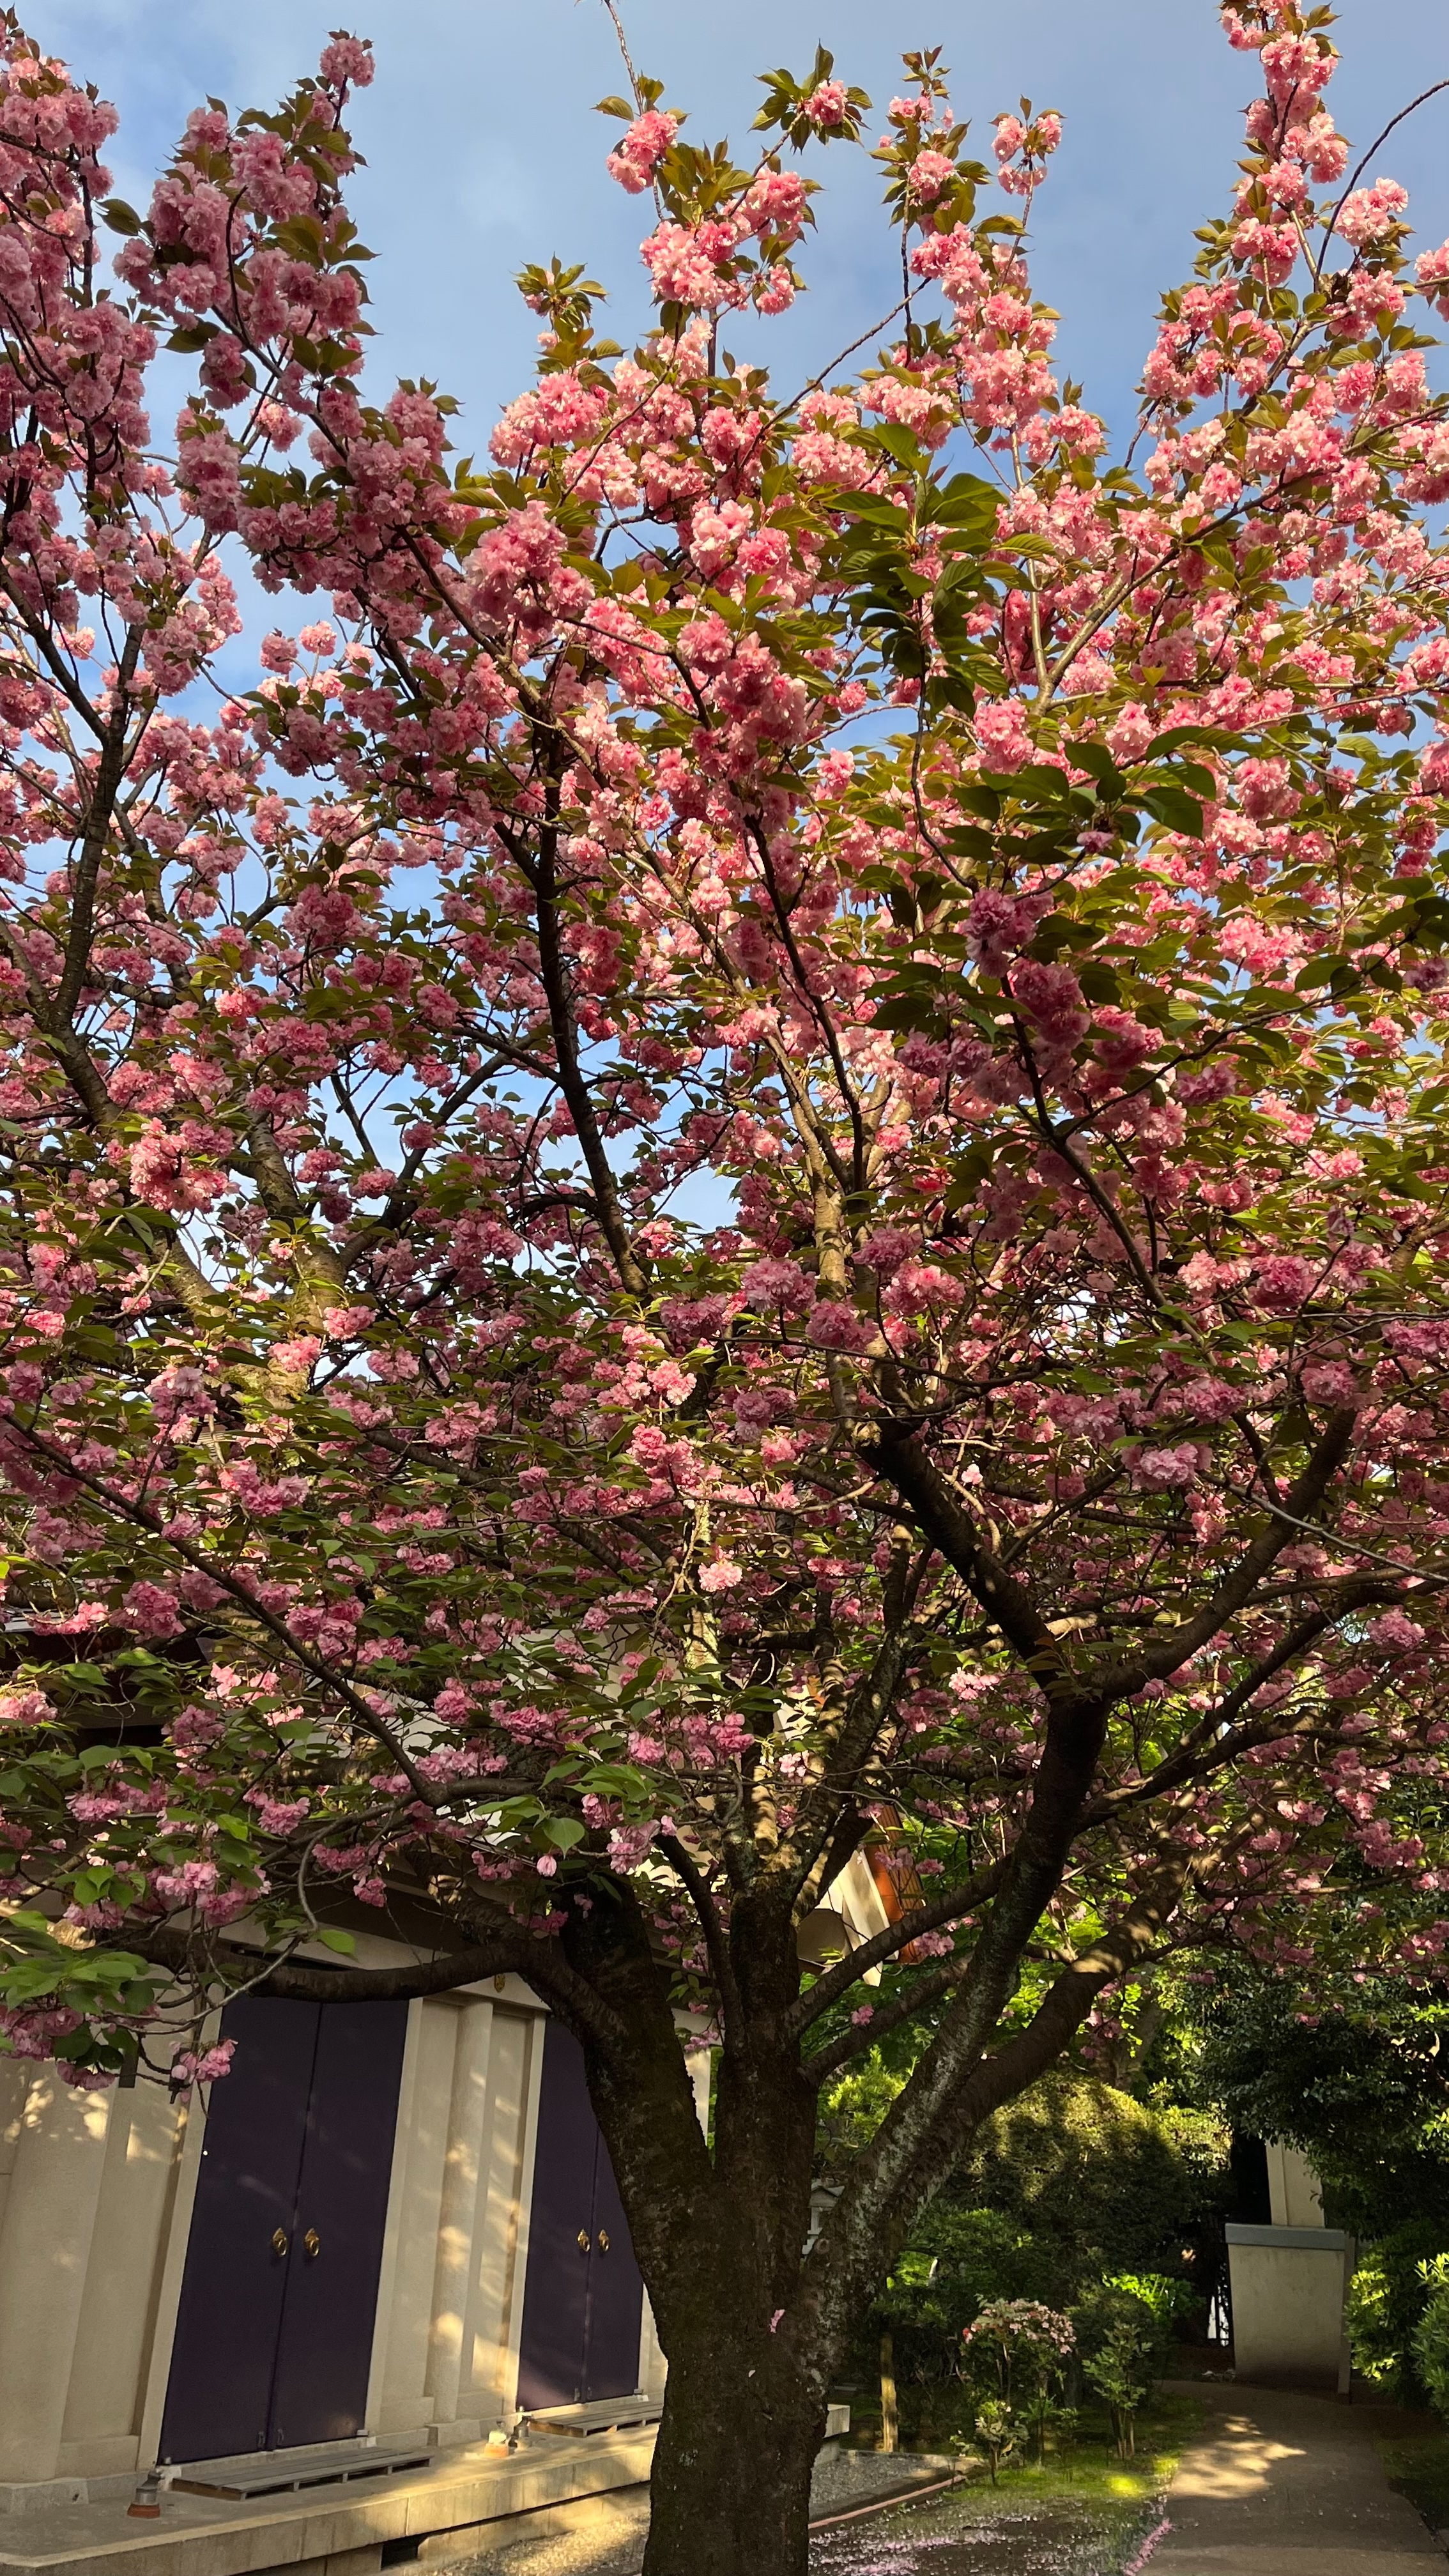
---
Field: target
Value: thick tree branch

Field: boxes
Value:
[864,1420,1066,1683]
[135,1920,631,2051]
[56,627,142,1025]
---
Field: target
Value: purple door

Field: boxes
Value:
[159,1995,408,2463]
[516,2022,644,2409]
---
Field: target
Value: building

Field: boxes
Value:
[0,1846,894,2560]
[0,1949,686,2510]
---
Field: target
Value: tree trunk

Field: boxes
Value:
[642,2342,825,2576]
[879,2329,898,2452]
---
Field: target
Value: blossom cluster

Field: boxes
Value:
[0,6,1446,2097]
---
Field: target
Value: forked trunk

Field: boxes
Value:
[641,2342,825,2576]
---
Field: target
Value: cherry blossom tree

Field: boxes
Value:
[1,4,1449,2564]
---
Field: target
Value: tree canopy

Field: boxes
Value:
[0,3,1448,2564]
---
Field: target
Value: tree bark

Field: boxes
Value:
[642,2338,825,2576]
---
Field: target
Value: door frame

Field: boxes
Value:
[135,2017,212,2472]
[361,1994,424,2436]
[496,2002,546,2422]
[137,1989,417,2468]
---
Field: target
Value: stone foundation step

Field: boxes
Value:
[167,2441,431,2500]
[519,2400,661,2441]
[0,2426,657,2576]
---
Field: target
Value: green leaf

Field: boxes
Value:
[869,424,929,472]
[1295,953,1348,991]
[102,199,143,236]
[316,1926,357,1954]
[1068,742,1124,794]
[1142,785,1206,837]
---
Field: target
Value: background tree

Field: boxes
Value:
[1192,1968,1449,2235]
[1,6,1449,2570]
[841,2063,1227,2425]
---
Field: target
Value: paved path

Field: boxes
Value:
[1154,2380,1445,2575]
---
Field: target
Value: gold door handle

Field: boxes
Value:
[576,2229,590,2253]
[303,2228,321,2260]
[597,2229,610,2255]
[272,2228,288,2257]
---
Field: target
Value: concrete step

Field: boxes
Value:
[518,2404,660,2442]
[0,2428,657,2576]
[167,2442,431,2499]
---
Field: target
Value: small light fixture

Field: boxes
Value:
[128,2471,162,2519]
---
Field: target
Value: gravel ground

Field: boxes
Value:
[411,2478,1154,2576]
[810,2491,1148,2575]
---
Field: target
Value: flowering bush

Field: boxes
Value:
[963,2296,1076,2460]
[962,2297,1077,2388]
[0,4,1445,2566]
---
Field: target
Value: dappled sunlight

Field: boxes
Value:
[1167,2427,1301,2499]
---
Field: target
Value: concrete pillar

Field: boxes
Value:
[426,1999,495,2437]
[495,2007,546,2421]
[1226,2221,1352,2391]
[1266,2138,1324,2228]
[0,2071,113,2480]
[59,2083,187,2477]
[459,2008,537,2422]
[374,1999,458,2435]
[363,1998,424,2438]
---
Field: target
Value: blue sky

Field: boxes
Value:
[32,1,1449,456]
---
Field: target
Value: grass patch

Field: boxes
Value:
[811,2405,1200,2576]
[841,2384,1202,2489]
[945,2394,1202,2515]
[818,2396,1200,2574]
[1378,2429,1449,2538]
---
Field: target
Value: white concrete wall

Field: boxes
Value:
[369,1987,544,2448]
[0,2062,190,2489]
[1227,2226,1351,2392]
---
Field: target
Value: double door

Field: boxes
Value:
[159,1994,408,2463]
[516,2021,644,2409]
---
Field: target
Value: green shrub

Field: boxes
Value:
[1105,2271,1199,2339]
[1083,2315,1156,2459]
[964,2074,1227,2296]
[1347,2221,1449,2402]
[864,2205,1056,2386]
[1347,2248,1397,2391]
[1411,2258,1449,2419]
[1072,2280,1173,2378]
[969,2396,1020,2485]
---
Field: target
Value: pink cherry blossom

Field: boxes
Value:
[0,24,1445,2512]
